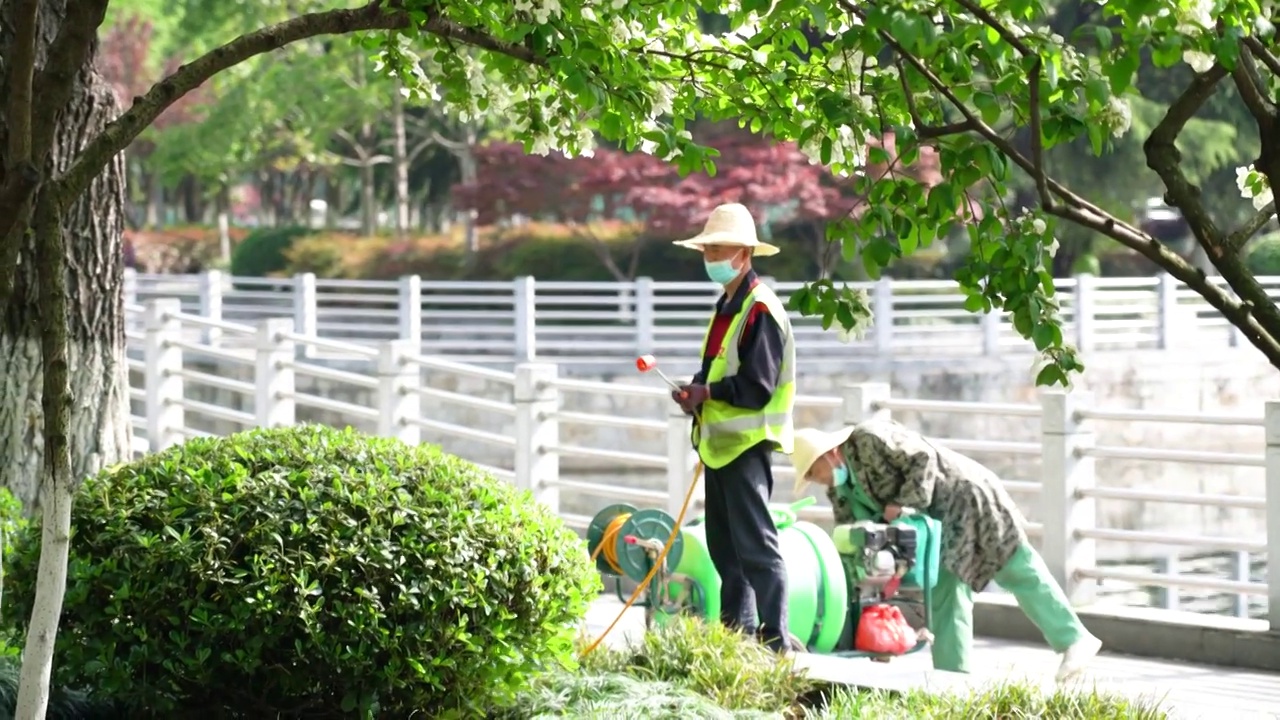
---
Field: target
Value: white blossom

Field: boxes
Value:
[1237,164,1275,210]
[1174,0,1214,36]
[1032,218,1048,235]
[798,123,866,175]
[1098,95,1132,138]
[1183,49,1215,73]
[1045,237,1061,257]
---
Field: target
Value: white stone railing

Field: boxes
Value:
[124,298,1277,631]
[123,270,1266,363]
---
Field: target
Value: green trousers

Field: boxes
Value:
[930,543,1088,673]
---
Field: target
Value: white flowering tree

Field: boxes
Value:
[2,0,1279,714]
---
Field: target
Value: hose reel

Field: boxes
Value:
[586,503,685,583]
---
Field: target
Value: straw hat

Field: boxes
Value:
[673,203,781,257]
[790,426,855,496]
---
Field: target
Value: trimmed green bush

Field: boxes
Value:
[1246,231,1280,276]
[229,225,313,277]
[3,425,600,719]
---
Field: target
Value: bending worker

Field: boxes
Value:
[669,203,796,653]
[789,421,1103,681]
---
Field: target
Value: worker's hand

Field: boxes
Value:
[677,384,710,412]
[671,389,694,415]
[883,504,903,522]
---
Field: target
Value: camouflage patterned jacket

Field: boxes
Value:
[826,419,1028,591]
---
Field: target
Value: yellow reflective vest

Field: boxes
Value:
[694,282,796,469]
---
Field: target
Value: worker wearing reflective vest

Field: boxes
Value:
[670,203,797,653]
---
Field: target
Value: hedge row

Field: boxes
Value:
[127,223,1163,282]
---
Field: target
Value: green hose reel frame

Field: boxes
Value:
[586,503,686,616]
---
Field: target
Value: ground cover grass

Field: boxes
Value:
[504,617,1169,719]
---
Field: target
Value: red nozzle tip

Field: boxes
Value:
[636,354,657,372]
[624,535,639,545]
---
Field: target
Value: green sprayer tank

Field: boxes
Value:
[660,500,849,653]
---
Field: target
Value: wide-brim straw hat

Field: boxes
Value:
[790,426,856,496]
[673,202,781,257]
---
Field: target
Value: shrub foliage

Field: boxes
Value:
[228,225,313,277]
[3,425,599,718]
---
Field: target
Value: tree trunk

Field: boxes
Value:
[393,86,410,239]
[145,168,163,229]
[456,130,479,256]
[360,156,377,236]
[0,0,130,512]
[324,171,340,229]
[216,184,232,264]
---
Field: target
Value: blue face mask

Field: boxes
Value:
[704,258,740,285]
[832,465,850,487]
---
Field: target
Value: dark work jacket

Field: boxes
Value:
[691,270,786,412]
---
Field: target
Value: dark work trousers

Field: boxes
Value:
[702,440,790,651]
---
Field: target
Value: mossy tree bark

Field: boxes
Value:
[0,0,129,513]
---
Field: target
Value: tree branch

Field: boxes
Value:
[949,0,1035,56]
[5,0,40,165]
[1244,36,1280,78]
[1027,58,1051,210]
[1144,65,1229,251]
[1230,45,1273,122]
[842,0,1280,364]
[1227,202,1276,252]
[1144,64,1280,359]
[53,2,545,207]
[895,60,974,139]
[0,0,109,250]
[431,130,472,154]
[29,0,111,158]
[880,31,1153,244]
[339,155,393,167]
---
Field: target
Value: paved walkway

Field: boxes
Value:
[585,597,1280,720]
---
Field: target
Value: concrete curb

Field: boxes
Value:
[973,595,1280,672]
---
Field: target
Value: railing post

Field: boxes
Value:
[293,272,317,359]
[1156,554,1180,610]
[513,276,537,362]
[1073,274,1095,353]
[198,270,224,345]
[872,277,893,355]
[841,382,891,424]
[980,310,1001,356]
[1233,551,1251,619]
[144,299,184,451]
[1264,401,1280,630]
[635,277,656,356]
[515,363,559,512]
[1039,389,1096,604]
[255,318,296,427]
[666,401,698,518]
[1156,272,1178,349]
[377,339,421,443]
[123,267,138,306]
[398,275,422,346]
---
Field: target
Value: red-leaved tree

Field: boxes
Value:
[452,141,678,280]
[98,14,213,233]
[454,125,965,279]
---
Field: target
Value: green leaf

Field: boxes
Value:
[1107,50,1141,94]
[1035,364,1069,387]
